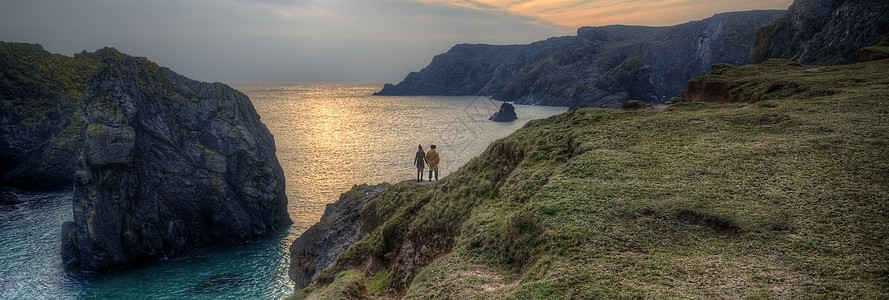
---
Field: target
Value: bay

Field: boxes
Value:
[0,83,566,299]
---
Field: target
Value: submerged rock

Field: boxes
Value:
[189,272,251,294]
[60,48,290,272]
[489,102,518,122]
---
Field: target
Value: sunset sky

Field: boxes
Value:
[0,0,793,83]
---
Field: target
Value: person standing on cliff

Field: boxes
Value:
[414,144,426,182]
[426,145,440,181]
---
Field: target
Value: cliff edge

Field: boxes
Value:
[289,1,888,297]
[290,55,889,300]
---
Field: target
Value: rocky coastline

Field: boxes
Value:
[375,10,785,108]
[288,0,889,298]
[1,42,291,272]
[289,183,390,289]
[56,48,291,272]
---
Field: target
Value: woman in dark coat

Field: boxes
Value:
[414,144,426,182]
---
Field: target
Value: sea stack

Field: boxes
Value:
[489,102,518,122]
[60,48,290,272]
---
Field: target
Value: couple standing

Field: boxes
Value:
[413,144,439,182]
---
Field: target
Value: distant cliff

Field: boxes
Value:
[0,42,99,189]
[751,0,889,65]
[37,47,292,272]
[375,10,784,108]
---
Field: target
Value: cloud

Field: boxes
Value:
[0,0,792,83]
[428,0,793,27]
[0,0,566,83]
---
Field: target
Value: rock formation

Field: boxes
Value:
[289,184,389,289]
[0,42,98,189]
[751,0,889,65]
[687,0,889,103]
[375,10,784,108]
[60,48,290,272]
[488,102,518,122]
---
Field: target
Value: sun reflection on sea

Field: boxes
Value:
[232,82,567,242]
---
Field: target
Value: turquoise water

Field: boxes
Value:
[0,83,566,299]
[0,188,292,299]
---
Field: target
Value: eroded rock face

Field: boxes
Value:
[289,184,389,289]
[375,10,784,108]
[752,0,889,65]
[61,48,290,272]
[0,42,98,189]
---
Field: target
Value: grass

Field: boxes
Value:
[292,58,889,299]
[861,36,889,61]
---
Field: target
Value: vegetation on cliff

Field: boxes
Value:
[751,0,889,65]
[0,42,100,188]
[290,57,889,299]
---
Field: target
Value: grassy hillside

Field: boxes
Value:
[291,58,889,299]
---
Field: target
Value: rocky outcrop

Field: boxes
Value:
[375,10,784,108]
[751,0,889,65]
[289,183,389,289]
[489,102,518,122]
[60,48,290,272]
[0,42,99,189]
[375,44,526,97]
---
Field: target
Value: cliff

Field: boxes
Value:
[289,184,390,289]
[488,102,518,122]
[290,55,889,299]
[375,10,784,108]
[55,48,290,271]
[751,0,889,65]
[0,42,99,189]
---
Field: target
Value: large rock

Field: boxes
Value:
[489,102,518,122]
[751,0,889,65]
[375,10,784,108]
[60,48,290,272]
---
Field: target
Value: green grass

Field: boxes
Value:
[861,36,889,61]
[292,58,889,299]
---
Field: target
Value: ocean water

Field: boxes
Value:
[0,83,566,299]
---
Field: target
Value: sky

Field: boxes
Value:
[0,0,793,83]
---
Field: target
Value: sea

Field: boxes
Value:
[0,83,566,299]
